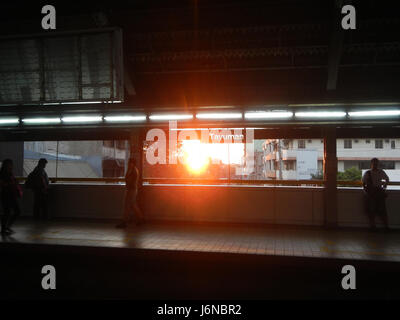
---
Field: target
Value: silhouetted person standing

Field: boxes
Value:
[0,159,22,235]
[27,158,49,220]
[116,158,144,228]
[362,158,390,231]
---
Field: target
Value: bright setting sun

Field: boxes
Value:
[180,140,244,174]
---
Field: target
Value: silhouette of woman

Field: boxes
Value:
[0,159,22,235]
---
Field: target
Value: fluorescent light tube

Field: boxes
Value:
[149,114,193,121]
[62,116,103,123]
[22,117,61,124]
[196,113,242,119]
[245,111,293,119]
[104,115,146,122]
[0,118,19,125]
[348,110,400,117]
[295,111,346,118]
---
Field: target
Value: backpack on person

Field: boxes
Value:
[25,171,35,189]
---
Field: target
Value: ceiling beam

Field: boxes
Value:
[326,0,346,90]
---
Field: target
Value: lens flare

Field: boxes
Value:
[181,140,209,174]
[180,140,245,174]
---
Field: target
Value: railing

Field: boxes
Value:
[13,176,400,187]
[142,178,326,186]
[337,180,400,187]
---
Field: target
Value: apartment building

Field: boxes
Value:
[262,138,400,180]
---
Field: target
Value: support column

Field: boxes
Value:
[323,127,338,228]
[326,0,345,91]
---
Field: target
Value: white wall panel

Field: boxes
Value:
[3,184,399,228]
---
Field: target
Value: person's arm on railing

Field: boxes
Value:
[361,171,368,192]
[382,170,389,189]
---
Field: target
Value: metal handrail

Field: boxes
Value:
[13,176,400,186]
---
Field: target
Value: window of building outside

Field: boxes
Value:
[392,141,396,149]
[375,140,383,149]
[344,140,352,149]
[116,140,127,150]
[103,141,114,148]
[298,140,306,149]
[284,161,295,171]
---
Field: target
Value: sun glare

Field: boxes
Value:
[181,140,244,174]
[181,140,209,174]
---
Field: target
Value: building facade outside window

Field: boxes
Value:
[261,138,400,186]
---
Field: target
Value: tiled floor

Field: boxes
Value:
[2,219,400,262]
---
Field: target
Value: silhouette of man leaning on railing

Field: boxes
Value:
[362,158,390,232]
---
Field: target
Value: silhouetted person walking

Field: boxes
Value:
[362,158,390,231]
[27,158,49,220]
[116,158,144,228]
[0,159,22,235]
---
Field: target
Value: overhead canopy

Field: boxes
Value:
[0,28,124,105]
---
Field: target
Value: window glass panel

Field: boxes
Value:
[337,138,400,189]
[262,139,322,180]
[23,141,58,177]
[143,129,244,181]
[344,139,352,149]
[375,140,383,149]
[2,136,397,188]
[22,140,128,179]
[143,135,323,183]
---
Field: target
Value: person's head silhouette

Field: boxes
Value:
[38,158,48,169]
[0,159,13,174]
[371,157,379,170]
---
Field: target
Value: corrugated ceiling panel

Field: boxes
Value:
[0,28,124,104]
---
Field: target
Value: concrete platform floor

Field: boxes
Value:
[1,218,400,262]
[1,219,400,299]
